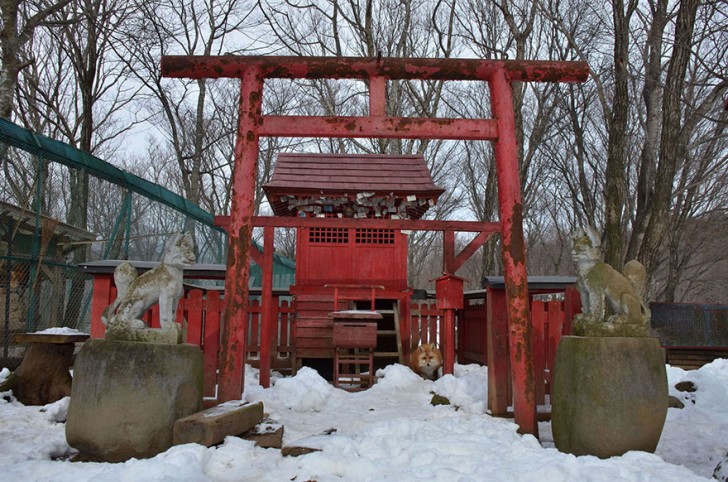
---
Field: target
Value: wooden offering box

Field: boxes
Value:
[331,311,381,349]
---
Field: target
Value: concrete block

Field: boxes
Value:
[66,339,203,462]
[173,401,264,447]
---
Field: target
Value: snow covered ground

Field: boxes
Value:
[1,358,726,481]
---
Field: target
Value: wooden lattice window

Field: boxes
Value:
[309,227,348,244]
[355,228,395,244]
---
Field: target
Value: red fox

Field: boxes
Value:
[410,343,443,381]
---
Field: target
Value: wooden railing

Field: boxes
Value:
[166,290,294,399]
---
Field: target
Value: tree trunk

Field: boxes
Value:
[638,0,700,276]
[603,0,636,268]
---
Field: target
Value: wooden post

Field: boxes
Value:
[90,275,113,338]
[487,287,509,416]
[218,67,263,402]
[259,225,274,388]
[489,68,537,436]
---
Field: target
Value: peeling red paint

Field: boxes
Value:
[161,55,589,83]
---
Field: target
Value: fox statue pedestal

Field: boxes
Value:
[551,336,668,458]
[66,339,203,462]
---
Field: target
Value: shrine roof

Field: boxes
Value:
[263,153,444,218]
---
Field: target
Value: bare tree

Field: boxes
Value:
[114,0,259,220]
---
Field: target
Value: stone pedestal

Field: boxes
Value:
[551,336,668,458]
[66,339,203,462]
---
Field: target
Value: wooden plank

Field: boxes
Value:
[531,301,546,405]
[185,290,204,346]
[547,301,565,383]
[203,291,221,399]
[90,275,113,338]
[216,215,500,234]
[487,288,510,416]
[161,55,590,83]
[260,115,499,141]
[296,347,335,358]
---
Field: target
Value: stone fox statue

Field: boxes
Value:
[571,227,650,328]
[102,232,196,343]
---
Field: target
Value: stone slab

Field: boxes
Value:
[173,401,264,447]
[66,339,203,462]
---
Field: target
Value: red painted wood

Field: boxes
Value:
[369,76,386,116]
[531,301,547,405]
[186,290,204,345]
[203,291,221,398]
[260,115,498,141]
[443,309,456,375]
[248,299,260,355]
[259,226,275,388]
[216,215,501,234]
[279,299,292,353]
[90,275,112,338]
[451,230,493,273]
[149,305,160,329]
[546,301,565,394]
[218,67,263,402]
[161,55,589,83]
[564,286,582,334]
[489,68,537,436]
[458,296,487,364]
[487,289,510,416]
[400,294,411,360]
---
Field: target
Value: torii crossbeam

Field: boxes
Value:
[161,55,589,437]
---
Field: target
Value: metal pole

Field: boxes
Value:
[489,68,538,437]
[218,66,263,402]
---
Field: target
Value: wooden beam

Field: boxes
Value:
[259,226,274,389]
[369,76,386,116]
[450,230,494,273]
[162,55,589,83]
[214,215,501,234]
[260,115,498,141]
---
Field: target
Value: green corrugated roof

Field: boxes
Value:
[0,118,218,229]
[0,118,296,283]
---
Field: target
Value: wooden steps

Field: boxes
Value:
[292,288,404,378]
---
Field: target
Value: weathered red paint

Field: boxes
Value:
[259,225,275,388]
[161,55,589,83]
[215,215,502,233]
[260,115,498,140]
[369,76,386,116]
[218,67,263,402]
[489,69,538,436]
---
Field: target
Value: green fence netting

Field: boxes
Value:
[0,119,294,364]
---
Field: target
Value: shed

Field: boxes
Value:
[0,201,96,332]
[263,153,444,372]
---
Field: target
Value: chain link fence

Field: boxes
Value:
[0,124,227,366]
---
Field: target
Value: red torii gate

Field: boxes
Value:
[161,56,589,436]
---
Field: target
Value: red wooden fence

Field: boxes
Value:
[409,301,442,349]
[177,290,294,399]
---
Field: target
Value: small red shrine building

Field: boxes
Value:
[263,152,444,373]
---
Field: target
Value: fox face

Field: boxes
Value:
[410,343,443,381]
